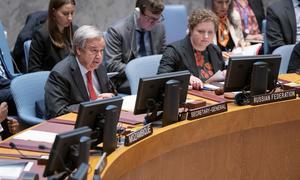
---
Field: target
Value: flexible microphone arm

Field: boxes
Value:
[9,142,40,161]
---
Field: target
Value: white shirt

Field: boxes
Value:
[292,0,300,42]
[76,57,101,97]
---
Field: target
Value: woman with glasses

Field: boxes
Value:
[105,0,166,94]
[28,0,76,72]
[158,9,225,90]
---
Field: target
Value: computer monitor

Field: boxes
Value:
[75,96,123,154]
[134,70,190,126]
[43,126,92,178]
[224,55,281,95]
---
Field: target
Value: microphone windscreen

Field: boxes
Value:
[9,142,16,148]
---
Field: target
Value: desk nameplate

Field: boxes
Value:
[187,102,228,120]
[124,124,153,146]
[250,90,297,105]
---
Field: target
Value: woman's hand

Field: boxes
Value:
[189,75,203,90]
[246,34,263,41]
[222,51,231,60]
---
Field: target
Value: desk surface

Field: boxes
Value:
[1,74,300,180]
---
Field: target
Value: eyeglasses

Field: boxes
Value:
[83,46,104,56]
[143,13,165,23]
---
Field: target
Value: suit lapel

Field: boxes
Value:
[181,36,199,77]
[285,1,296,43]
[150,28,158,54]
[126,14,138,59]
[207,45,220,73]
[69,56,89,100]
[94,64,108,93]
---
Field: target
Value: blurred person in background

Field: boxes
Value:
[105,0,166,94]
[28,0,76,72]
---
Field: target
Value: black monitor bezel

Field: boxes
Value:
[75,96,123,148]
[43,126,92,177]
[134,70,190,115]
[224,55,281,92]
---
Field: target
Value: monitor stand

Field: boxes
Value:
[46,136,91,180]
[90,105,119,155]
[144,79,180,127]
[103,105,119,155]
[162,79,180,126]
[250,61,269,96]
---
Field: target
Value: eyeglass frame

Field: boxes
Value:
[142,12,165,23]
[82,45,104,56]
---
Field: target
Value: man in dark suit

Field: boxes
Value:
[266,0,297,53]
[105,0,166,94]
[0,102,19,140]
[288,42,300,73]
[0,50,19,139]
[45,25,116,119]
[0,49,16,116]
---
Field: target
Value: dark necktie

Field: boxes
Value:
[139,30,146,56]
[86,71,97,100]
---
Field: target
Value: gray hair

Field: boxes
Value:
[72,25,103,53]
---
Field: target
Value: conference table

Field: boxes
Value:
[1,74,300,179]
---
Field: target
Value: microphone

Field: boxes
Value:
[9,142,38,160]
[93,152,107,180]
[9,142,49,165]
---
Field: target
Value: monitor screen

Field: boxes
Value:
[75,96,123,153]
[43,126,92,178]
[134,70,190,125]
[224,55,281,93]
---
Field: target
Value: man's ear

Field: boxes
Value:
[75,46,81,56]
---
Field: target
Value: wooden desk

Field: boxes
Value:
[1,74,300,180]
[102,74,300,179]
[101,98,300,180]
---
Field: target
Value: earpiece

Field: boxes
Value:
[135,7,140,19]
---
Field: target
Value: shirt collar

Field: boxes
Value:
[76,57,89,75]
[292,0,299,8]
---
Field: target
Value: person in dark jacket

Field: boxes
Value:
[28,0,76,72]
[12,10,48,73]
[288,43,300,73]
[266,0,297,53]
[158,9,225,90]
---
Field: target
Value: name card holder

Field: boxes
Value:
[124,124,153,146]
[250,89,297,105]
[187,102,228,120]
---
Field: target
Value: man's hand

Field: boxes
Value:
[0,102,8,122]
[7,118,19,134]
[97,93,115,100]
[189,75,203,90]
